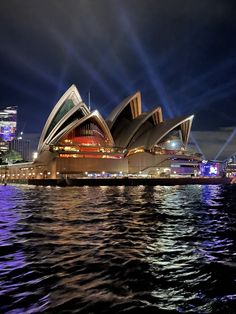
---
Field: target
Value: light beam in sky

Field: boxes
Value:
[0,76,48,102]
[182,78,236,114]
[189,134,206,159]
[0,45,61,88]
[51,29,120,105]
[113,1,174,118]
[214,128,236,160]
[175,55,236,96]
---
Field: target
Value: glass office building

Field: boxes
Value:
[0,106,17,141]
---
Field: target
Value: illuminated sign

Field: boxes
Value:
[200,162,219,176]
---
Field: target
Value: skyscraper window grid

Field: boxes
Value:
[0,106,17,141]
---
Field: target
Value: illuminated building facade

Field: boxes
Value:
[1,85,201,179]
[0,139,9,154]
[0,138,9,164]
[224,153,236,177]
[200,160,220,176]
[0,106,17,142]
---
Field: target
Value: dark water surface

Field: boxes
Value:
[0,184,236,313]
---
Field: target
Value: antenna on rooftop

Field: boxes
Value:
[88,90,91,111]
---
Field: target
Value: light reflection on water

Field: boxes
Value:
[0,184,236,313]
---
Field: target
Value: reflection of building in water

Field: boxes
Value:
[199,185,233,263]
[0,85,201,179]
[0,187,26,295]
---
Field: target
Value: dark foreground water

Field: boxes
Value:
[0,184,236,314]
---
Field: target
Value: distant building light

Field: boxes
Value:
[47,172,51,175]
[33,152,38,160]
[164,168,170,172]
[209,166,217,175]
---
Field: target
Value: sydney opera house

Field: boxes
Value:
[2,85,201,180]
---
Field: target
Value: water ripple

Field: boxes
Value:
[0,184,236,313]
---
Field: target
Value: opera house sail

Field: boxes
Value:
[1,85,201,180]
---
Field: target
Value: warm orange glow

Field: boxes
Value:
[59,120,111,147]
[59,153,123,159]
[53,145,124,154]
[80,146,100,152]
[126,147,144,157]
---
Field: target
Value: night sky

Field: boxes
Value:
[0,0,236,135]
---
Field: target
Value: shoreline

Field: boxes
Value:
[3,176,233,186]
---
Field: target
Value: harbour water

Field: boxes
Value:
[0,184,236,313]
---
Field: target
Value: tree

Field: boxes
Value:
[1,150,22,164]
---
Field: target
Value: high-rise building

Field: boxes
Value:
[9,138,30,161]
[0,106,17,141]
[0,139,9,154]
